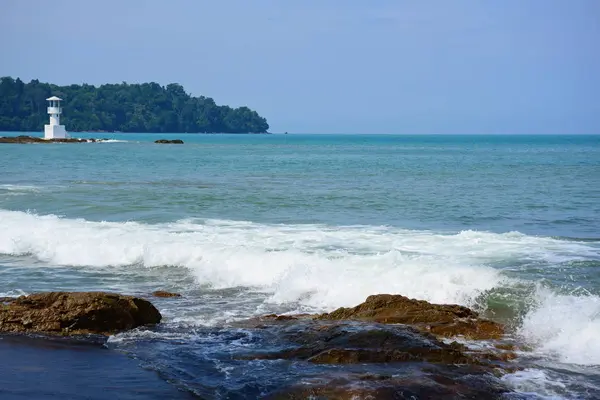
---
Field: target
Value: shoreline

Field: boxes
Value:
[1,291,520,399]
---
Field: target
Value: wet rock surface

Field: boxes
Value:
[221,295,517,398]
[230,319,516,399]
[0,292,162,336]
[264,368,510,400]
[239,321,512,367]
[151,290,182,298]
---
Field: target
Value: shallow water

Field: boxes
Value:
[1,133,599,398]
[0,335,194,399]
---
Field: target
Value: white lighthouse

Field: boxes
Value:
[44,96,68,139]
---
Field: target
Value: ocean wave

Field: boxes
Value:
[0,184,40,193]
[0,289,28,298]
[1,209,600,366]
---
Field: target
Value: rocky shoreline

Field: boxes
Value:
[0,135,185,144]
[1,292,521,398]
[0,135,106,144]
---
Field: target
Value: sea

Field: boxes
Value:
[0,132,599,399]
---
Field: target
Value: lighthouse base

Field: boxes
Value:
[44,124,68,139]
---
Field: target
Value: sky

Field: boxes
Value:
[1,0,599,134]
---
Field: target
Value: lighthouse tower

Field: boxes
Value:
[44,96,68,139]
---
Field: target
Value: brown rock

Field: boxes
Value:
[319,294,505,340]
[0,135,45,143]
[307,347,476,365]
[151,290,182,298]
[495,343,518,351]
[0,292,161,336]
[237,295,518,398]
[237,322,513,371]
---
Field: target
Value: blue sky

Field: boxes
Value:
[2,0,598,133]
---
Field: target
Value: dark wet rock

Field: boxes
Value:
[248,321,515,398]
[151,290,182,298]
[0,292,161,336]
[318,294,505,340]
[234,296,518,399]
[0,297,16,304]
[265,370,510,400]
[155,139,184,144]
[0,135,90,144]
[238,321,512,371]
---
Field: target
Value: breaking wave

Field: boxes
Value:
[1,209,600,366]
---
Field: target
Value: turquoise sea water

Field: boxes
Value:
[1,133,600,398]
[1,133,599,236]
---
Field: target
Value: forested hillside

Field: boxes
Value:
[0,77,269,133]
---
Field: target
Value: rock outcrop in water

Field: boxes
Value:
[318,294,504,340]
[151,290,182,298]
[0,135,103,144]
[0,292,161,336]
[236,294,515,399]
[154,139,184,144]
[241,321,511,366]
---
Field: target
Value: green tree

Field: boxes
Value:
[0,77,269,133]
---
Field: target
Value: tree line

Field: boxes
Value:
[0,77,269,133]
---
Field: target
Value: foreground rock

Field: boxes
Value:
[0,135,92,144]
[241,321,512,366]
[235,295,516,398]
[236,319,515,399]
[319,294,504,340]
[155,139,184,144]
[0,292,161,336]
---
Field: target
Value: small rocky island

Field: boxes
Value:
[0,135,185,144]
[0,135,103,144]
[155,139,184,144]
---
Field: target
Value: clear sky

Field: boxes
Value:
[1,0,599,134]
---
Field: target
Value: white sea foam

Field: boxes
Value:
[0,289,28,298]
[1,209,600,367]
[519,287,600,365]
[0,184,40,193]
[96,139,128,143]
[502,369,570,399]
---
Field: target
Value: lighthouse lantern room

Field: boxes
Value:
[44,96,68,139]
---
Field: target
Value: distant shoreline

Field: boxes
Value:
[0,131,272,135]
[0,77,270,134]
